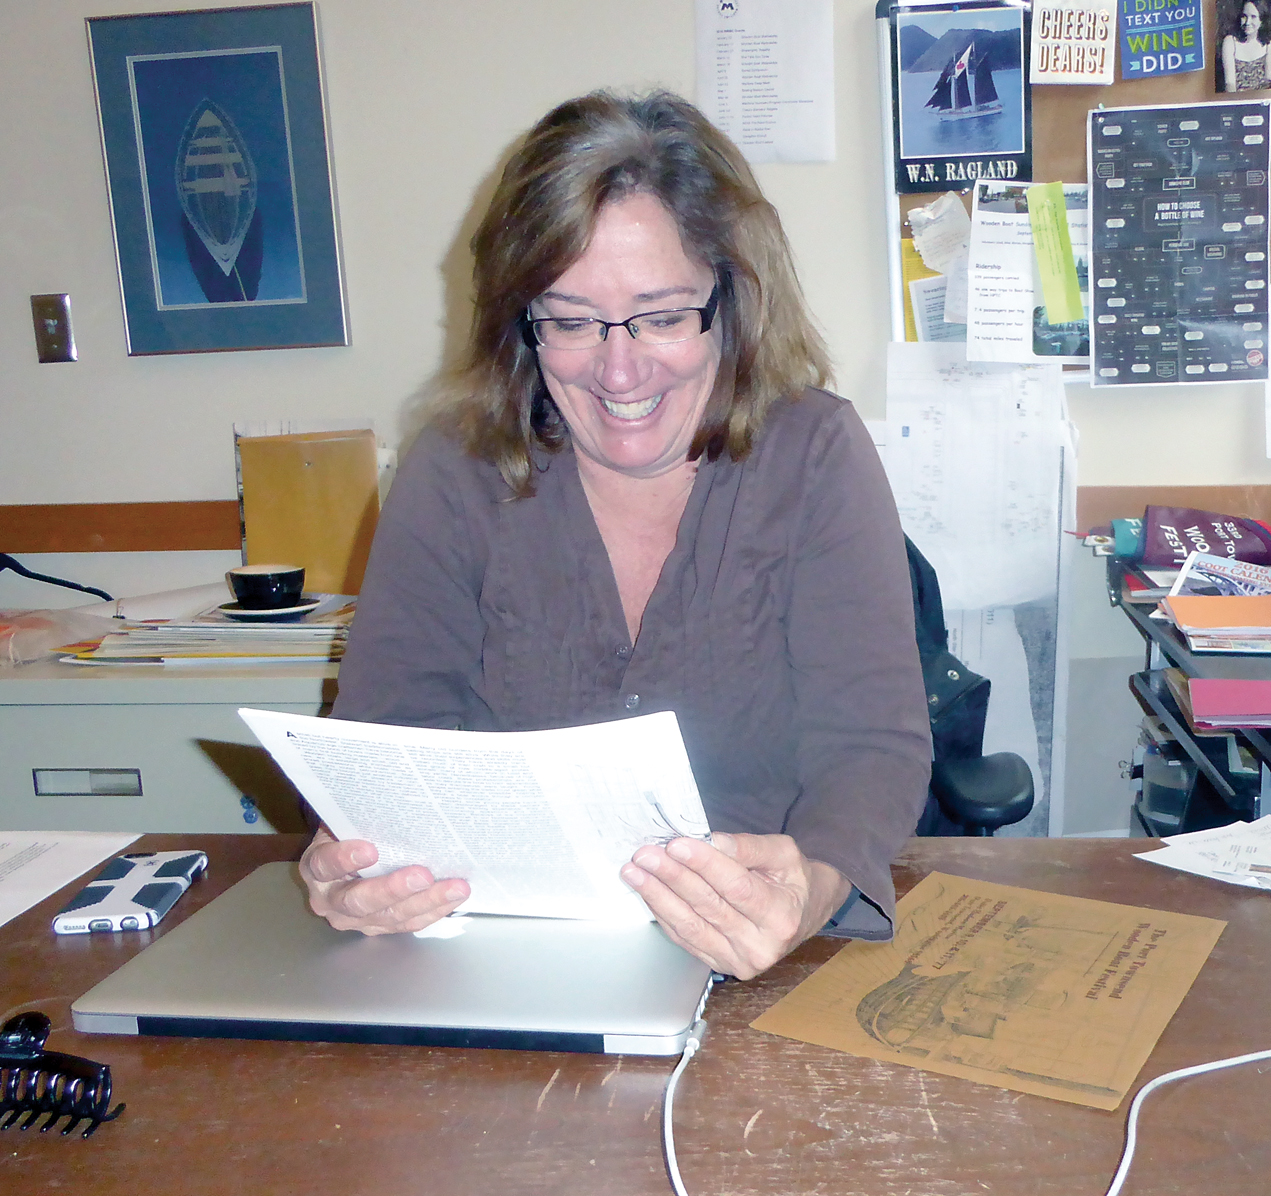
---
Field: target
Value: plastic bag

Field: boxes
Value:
[0,608,122,668]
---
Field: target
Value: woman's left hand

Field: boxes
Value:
[620,832,852,980]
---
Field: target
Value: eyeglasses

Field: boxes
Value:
[522,286,718,350]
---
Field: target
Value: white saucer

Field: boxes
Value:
[218,596,322,621]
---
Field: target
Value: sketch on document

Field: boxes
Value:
[750,872,1226,1110]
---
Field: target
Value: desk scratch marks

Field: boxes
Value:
[534,1067,560,1112]
[599,1058,622,1086]
[742,1108,763,1140]
[916,1073,940,1137]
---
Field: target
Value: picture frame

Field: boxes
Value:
[889,0,1032,194]
[1213,0,1271,93]
[87,3,348,355]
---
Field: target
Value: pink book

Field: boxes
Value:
[1188,678,1271,726]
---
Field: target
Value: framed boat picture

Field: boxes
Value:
[888,0,1032,194]
[87,3,348,355]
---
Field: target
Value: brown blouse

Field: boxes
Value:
[333,389,931,938]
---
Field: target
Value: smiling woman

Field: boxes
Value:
[301,91,931,980]
[1221,0,1271,90]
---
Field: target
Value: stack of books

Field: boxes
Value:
[1164,667,1271,730]
[1119,563,1179,604]
[1158,550,1271,653]
[1160,594,1271,654]
[60,596,354,666]
[1186,677,1271,730]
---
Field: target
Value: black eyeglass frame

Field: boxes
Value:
[520,285,719,350]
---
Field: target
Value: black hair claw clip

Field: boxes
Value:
[0,1011,125,1138]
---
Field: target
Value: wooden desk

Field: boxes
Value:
[3,836,1268,1195]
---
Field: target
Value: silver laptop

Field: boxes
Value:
[72,863,714,1055]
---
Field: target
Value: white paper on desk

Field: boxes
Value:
[1136,815,1271,890]
[968,181,1089,365]
[74,582,232,621]
[1137,844,1271,889]
[883,342,1073,610]
[239,708,711,922]
[0,831,140,928]
[694,0,834,164]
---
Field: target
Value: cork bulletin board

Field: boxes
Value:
[896,1,1226,225]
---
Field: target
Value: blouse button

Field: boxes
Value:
[624,693,640,710]
[616,645,631,660]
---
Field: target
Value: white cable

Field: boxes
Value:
[1104,1048,1271,1196]
[663,1010,1265,1196]
[663,1018,708,1196]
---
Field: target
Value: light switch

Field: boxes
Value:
[31,293,77,363]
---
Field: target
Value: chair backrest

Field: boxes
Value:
[904,536,990,763]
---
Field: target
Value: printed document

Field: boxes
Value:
[239,709,711,922]
[0,831,140,928]
[694,0,834,164]
[1137,815,1271,889]
[752,872,1225,1109]
[884,342,1072,610]
[968,180,1089,365]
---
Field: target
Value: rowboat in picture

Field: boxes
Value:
[174,99,259,294]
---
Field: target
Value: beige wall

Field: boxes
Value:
[5,0,1270,514]
[7,0,1247,832]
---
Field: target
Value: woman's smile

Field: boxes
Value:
[597,391,665,420]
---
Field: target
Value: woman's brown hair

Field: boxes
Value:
[438,89,830,497]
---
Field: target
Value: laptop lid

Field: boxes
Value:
[72,863,714,1056]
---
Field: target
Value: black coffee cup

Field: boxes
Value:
[227,564,305,610]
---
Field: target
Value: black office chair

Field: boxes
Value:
[905,536,1035,837]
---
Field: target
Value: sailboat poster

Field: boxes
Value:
[890,0,1033,194]
[88,4,347,354]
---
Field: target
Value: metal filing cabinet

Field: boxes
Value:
[0,660,337,833]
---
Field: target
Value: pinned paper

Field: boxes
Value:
[967,180,1089,364]
[1119,0,1202,79]
[1027,182,1084,325]
[909,192,971,274]
[694,0,834,164]
[908,193,971,327]
[1031,0,1117,84]
[901,239,941,342]
[909,275,967,342]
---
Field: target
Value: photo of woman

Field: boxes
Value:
[1218,0,1271,91]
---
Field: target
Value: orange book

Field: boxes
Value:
[1162,594,1271,634]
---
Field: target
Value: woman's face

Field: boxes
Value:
[1242,2,1261,40]
[531,192,722,481]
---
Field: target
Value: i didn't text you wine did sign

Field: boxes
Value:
[1120,0,1203,78]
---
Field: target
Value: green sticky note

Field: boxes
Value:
[1027,182,1083,326]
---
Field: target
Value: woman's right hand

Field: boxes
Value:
[299,827,471,935]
